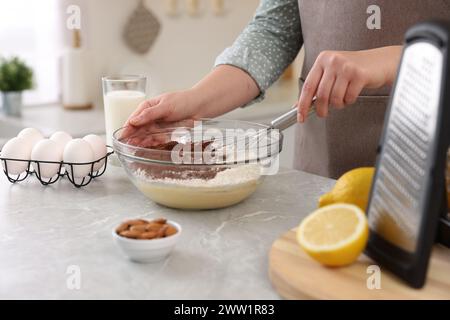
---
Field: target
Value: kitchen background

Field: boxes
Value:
[0,0,304,167]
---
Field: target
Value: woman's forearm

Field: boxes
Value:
[381,45,403,86]
[190,65,261,118]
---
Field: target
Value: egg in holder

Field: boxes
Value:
[0,146,114,187]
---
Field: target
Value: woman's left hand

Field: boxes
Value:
[297,45,402,122]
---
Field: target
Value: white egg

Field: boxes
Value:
[17,128,44,147]
[31,139,63,178]
[50,131,72,150]
[0,137,32,175]
[63,139,95,178]
[83,134,107,171]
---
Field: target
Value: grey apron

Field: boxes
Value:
[295,0,450,179]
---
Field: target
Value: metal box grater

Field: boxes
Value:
[366,21,450,288]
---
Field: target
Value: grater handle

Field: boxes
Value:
[270,98,317,131]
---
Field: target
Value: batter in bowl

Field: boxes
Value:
[132,164,262,210]
[115,130,273,210]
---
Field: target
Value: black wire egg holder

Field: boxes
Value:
[0,146,114,188]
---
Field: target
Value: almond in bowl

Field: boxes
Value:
[116,218,178,239]
[112,218,181,263]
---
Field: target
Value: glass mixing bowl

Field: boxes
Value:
[113,119,282,210]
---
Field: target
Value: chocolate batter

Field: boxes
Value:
[132,140,226,181]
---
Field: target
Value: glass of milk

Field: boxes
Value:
[102,75,147,146]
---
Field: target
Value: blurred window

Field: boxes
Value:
[0,0,60,105]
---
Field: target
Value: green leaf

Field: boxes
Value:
[0,56,34,92]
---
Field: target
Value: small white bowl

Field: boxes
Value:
[112,220,182,263]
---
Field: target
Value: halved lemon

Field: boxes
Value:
[296,204,369,267]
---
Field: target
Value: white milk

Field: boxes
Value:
[103,90,146,145]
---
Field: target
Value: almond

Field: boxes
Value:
[115,222,130,233]
[116,218,178,240]
[139,231,158,239]
[124,219,148,226]
[119,230,141,239]
[157,225,168,238]
[165,225,178,237]
[146,222,162,231]
[153,218,167,224]
[130,224,147,233]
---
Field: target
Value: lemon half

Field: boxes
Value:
[297,203,369,267]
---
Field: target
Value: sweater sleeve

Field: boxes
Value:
[215,0,303,105]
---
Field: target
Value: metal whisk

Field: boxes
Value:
[217,98,317,159]
[270,97,317,131]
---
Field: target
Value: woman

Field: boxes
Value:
[123,0,450,179]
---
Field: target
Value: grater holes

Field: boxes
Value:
[372,193,411,229]
[386,138,426,177]
[373,182,418,236]
[393,114,429,149]
[402,60,435,114]
[389,123,427,162]
[383,153,421,192]
[396,91,429,126]
[368,41,444,254]
[378,165,419,208]
[394,106,429,143]
[371,190,416,237]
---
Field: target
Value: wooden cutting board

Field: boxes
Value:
[269,229,450,299]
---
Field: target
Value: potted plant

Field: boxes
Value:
[0,57,33,117]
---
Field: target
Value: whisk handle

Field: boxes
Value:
[270,98,317,131]
[270,108,298,131]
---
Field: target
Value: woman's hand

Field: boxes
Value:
[121,90,201,140]
[121,65,260,141]
[297,46,402,122]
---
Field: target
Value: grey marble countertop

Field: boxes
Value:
[0,165,334,299]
